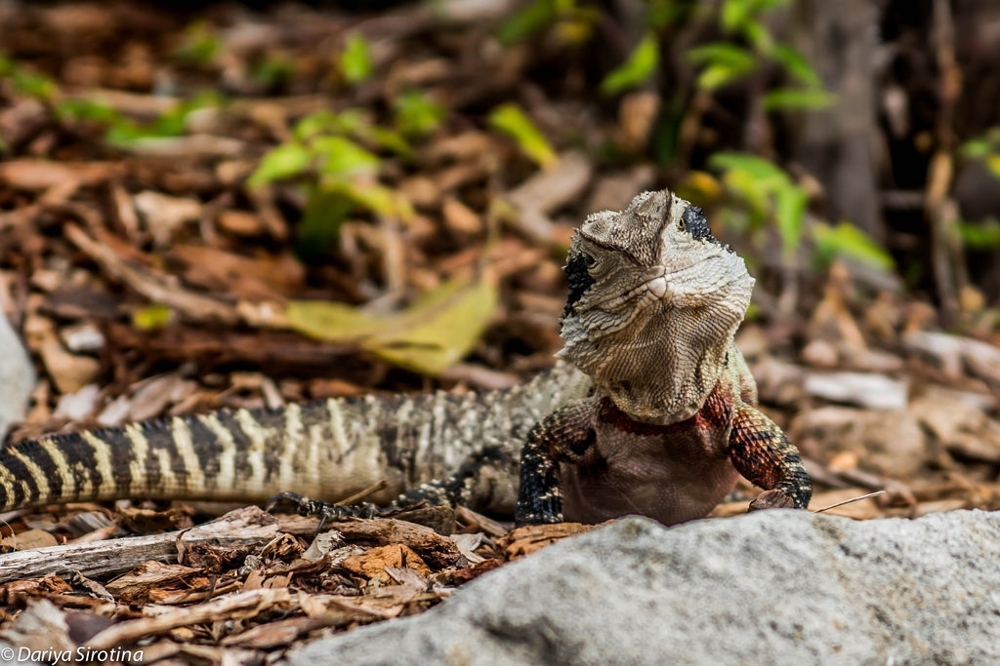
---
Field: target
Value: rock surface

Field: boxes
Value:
[0,309,34,439]
[288,510,1000,665]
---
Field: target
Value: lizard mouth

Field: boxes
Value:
[577,270,671,318]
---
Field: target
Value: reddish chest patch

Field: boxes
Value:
[597,379,734,435]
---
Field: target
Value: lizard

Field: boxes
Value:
[0,189,811,528]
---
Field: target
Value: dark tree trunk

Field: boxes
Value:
[790,0,884,241]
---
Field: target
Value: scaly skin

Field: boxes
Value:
[515,190,811,525]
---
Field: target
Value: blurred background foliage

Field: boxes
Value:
[3,0,1000,358]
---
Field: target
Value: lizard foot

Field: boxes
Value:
[266,491,380,522]
[747,489,797,512]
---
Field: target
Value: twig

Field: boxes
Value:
[812,490,886,514]
[335,479,390,506]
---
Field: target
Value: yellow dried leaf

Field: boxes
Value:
[285,274,497,375]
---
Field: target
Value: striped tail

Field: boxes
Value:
[0,363,589,513]
[0,400,394,512]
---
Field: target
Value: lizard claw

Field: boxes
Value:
[266,491,380,522]
[748,489,796,512]
[266,491,311,514]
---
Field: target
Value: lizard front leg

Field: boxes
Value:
[515,400,596,526]
[727,404,812,511]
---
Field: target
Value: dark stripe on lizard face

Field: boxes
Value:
[563,251,597,318]
[681,206,733,253]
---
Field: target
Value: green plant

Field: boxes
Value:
[0,54,57,101]
[495,0,599,46]
[393,91,445,138]
[487,103,557,168]
[251,54,296,89]
[687,0,833,111]
[708,153,892,270]
[338,33,373,85]
[957,220,1000,250]
[174,21,220,68]
[960,128,1000,180]
[104,92,224,146]
[952,131,1000,251]
[600,32,660,96]
[248,107,414,259]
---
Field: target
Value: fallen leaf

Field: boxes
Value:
[285,273,498,375]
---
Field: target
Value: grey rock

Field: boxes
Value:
[0,309,34,439]
[287,510,1000,666]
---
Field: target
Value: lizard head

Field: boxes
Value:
[558,189,754,424]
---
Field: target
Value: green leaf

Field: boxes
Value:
[959,138,993,159]
[762,88,836,111]
[687,41,757,91]
[742,19,773,54]
[685,42,756,69]
[174,21,219,67]
[332,180,413,220]
[648,0,690,29]
[709,152,789,187]
[696,63,754,91]
[12,71,56,100]
[339,33,373,85]
[813,221,894,270]
[132,304,174,330]
[393,91,445,137]
[721,0,753,32]
[56,98,121,124]
[252,55,295,87]
[775,185,807,257]
[496,0,557,46]
[286,274,499,375]
[721,169,771,220]
[987,154,1000,180]
[327,108,368,135]
[366,125,412,157]
[296,185,354,262]
[294,110,341,142]
[312,136,380,176]
[247,142,313,187]
[771,44,821,87]
[488,103,557,168]
[958,219,1000,250]
[104,120,145,146]
[600,32,660,96]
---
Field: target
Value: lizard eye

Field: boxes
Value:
[677,217,686,231]
[583,253,597,268]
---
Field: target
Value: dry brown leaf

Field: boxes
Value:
[500,522,595,560]
[0,160,113,190]
[0,529,58,552]
[169,245,306,301]
[342,544,432,583]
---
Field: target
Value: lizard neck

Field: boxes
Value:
[566,309,736,426]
